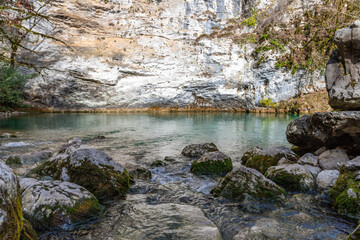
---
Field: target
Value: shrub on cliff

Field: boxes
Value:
[0,63,28,111]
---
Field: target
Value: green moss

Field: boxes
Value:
[66,197,101,223]
[330,170,360,217]
[242,16,257,27]
[267,169,306,191]
[191,158,233,175]
[0,187,23,240]
[20,218,38,240]
[244,154,283,174]
[68,163,130,200]
[6,156,22,166]
[259,97,277,108]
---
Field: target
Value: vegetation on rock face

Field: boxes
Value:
[330,169,360,218]
[0,0,68,67]
[0,63,29,111]
[197,0,360,74]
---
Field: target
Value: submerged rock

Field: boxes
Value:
[32,138,130,199]
[318,149,349,170]
[266,164,315,192]
[211,166,286,203]
[6,151,52,167]
[233,218,287,240]
[326,21,360,110]
[286,111,360,152]
[190,151,233,175]
[150,160,167,167]
[20,178,101,231]
[0,162,23,240]
[317,170,339,190]
[241,146,298,174]
[181,143,219,157]
[125,163,152,180]
[79,201,222,240]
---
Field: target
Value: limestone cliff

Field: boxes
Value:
[20,0,329,110]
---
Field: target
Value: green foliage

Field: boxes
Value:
[0,63,29,111]
[242,16,257,27]
[259,97,277,108]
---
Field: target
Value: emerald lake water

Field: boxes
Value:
[0,112,297,164]
[0,112,355,240]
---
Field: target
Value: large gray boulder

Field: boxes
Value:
[286,111,360,152]
[325,20,360,110]
[32,138,130,199]
[211,166,286,203]
[0,162,22,239]
[20,178,100,231]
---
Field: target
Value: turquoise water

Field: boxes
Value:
[0,112,297,164]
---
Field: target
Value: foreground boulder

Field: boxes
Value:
[32,139,130,199]
[286,111,360,152]
[190,151,232,175]
[266,164,316,192]
[241,146,298,174]
[325,20,360,110]
[0,162,23,239]
[211,166,286,203]
[20,178,101,231]
[181,143,219,157]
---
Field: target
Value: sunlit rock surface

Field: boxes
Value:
[21,0,325,110]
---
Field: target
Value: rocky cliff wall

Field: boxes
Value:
[21,0,326,110]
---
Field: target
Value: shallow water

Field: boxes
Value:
[0,112,355,239]
[0,112,296,162]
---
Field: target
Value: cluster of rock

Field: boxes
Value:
[0,138,131,239]
[287,21,360,239]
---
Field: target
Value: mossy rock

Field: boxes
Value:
[0,162,23,240]
[190,151,233,175]
[31,148,130,200]
[265,164,315,192]
[241,146,298,174]
[329,169,360,218]
[211,166,286,203]
[20,218,38,240]
[20,178,101,231]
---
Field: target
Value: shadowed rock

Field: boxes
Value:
[326,20,360,110]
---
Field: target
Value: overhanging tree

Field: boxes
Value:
[0,0,67,66]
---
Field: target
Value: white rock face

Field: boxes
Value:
[19,0,325,109]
